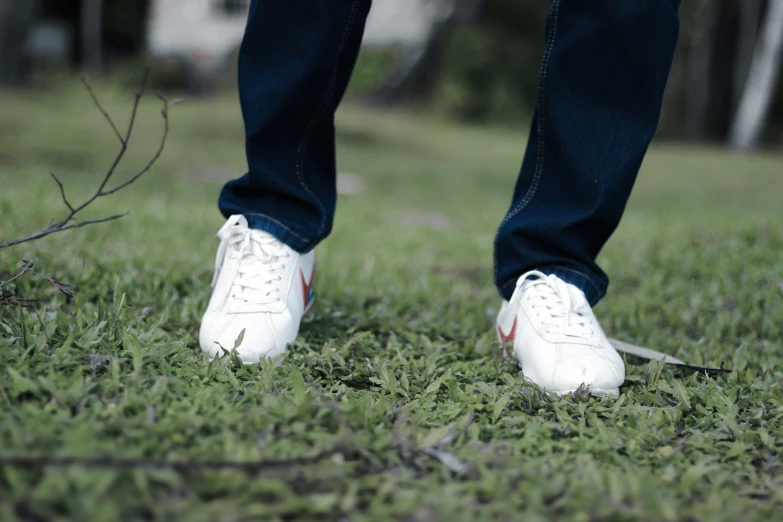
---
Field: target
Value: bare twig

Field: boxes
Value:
[80,74,124,144]
[50,173,74,212]
[0,259,38,290]
[0,292,37,310]
[100,92,171,197]
[1,257,74,313]
[0,215,129,249]
[29,269,75,298]
[94,69,149,196]
[0,69,172,250]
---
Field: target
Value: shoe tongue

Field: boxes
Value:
[522,275,588,311]
[566,284,589,309]
[249,228,283,246]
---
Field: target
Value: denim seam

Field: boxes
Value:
[507,0,560,223]
[493,0,561,287]
[243,212,309,242]
[294,0,362,251]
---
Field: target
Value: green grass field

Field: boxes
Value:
[1,79,783,521]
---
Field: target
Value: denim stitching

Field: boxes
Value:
[493,0,561,288]
[243,212,309,242]
[501,0,560,229]
[294,0,362,249]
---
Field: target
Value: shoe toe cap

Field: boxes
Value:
[200,313,291,363]
[548,345,625,395]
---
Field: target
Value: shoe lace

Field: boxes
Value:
[213,217,291,307]
[517,270,594,338]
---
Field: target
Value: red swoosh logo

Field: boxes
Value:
[498,318,517,355]
[300,267,315,307]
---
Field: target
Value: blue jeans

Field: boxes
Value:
[219,0,681,305]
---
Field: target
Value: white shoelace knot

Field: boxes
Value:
[214,216,291,306]
[517,270,594,338]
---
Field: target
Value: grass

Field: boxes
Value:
[1,77,783,521]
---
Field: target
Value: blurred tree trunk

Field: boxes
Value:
[685,0,742,142]
[710,0,739,139]
[368,36,441,106]
[730,0,783,150]
[0,0,39,86]
[733,0,764,110]
[81,0,105,73]
[685,1,719,141]
[368,0,486,105]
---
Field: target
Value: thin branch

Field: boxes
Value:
[53,214,129,233]
[0,68,171,251]
[0,292,38,310]
[100,94,170,196]
[80,74,124,145]
[95,68,149,196]
[30,270,75,298]
[0,259,38,290]
[50,173,74,212]
[0,256,74,312]
[0,215,128,250]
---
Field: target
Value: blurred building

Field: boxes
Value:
[146,0,436,93]
[1,0,146,83]
[4,0,437,92]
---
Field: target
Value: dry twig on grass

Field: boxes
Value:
[0,258,74,293]
[0,68,178,251]
[0,258,74,311]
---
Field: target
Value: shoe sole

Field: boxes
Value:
[553,386,620,400]
[517,372,619,400]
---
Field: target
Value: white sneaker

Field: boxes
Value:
[199,215,316,363]
[496,270,625,398]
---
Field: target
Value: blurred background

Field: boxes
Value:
[3,4,783,519]
[1,0,782,150]
[1,0,783,284]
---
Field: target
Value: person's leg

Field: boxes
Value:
[219,0,372,253]
[494,0,681,305]
[494,0,681,397]
[201,1,371,363]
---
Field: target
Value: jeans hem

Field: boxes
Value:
[242,213,320,253]
[499,264,606,307]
